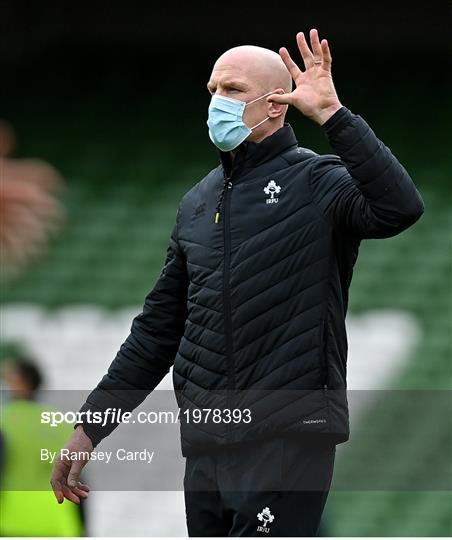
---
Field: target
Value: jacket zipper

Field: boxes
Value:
[223,176,234,436]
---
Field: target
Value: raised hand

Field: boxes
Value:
[267,29,343,125]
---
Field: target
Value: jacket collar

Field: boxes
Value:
[218,122,298,178]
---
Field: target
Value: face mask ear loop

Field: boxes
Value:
[250,116,270,130]
[245,90,275,106]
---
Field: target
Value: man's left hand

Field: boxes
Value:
[267,29,342,126]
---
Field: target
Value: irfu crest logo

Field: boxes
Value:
[257,506,275,533]
[263,180,281,204]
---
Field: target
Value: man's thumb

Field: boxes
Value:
[67,460,83,487]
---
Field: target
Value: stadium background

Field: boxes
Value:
[1,1,451,536]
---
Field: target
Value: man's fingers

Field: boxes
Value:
[50,478,64,504]
[321,39,332,70]
[278,47,302,82]
[50,459,69,504]
[67,460,84,488]
[62,484,81,505]
[309,28,323,64]
[76,480,90,493]
[296,32,314,69]
[72,480,90,498]
[51,460,89,504]
[71,485,90,499]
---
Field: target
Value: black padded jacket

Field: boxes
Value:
[78,106,424,456]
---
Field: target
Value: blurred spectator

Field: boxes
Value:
[0,120,64,278]
[0,355,84,536]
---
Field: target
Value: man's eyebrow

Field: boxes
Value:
[222,80,249,89]
[207,79,249,90]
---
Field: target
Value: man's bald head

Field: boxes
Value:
[213,46,292,95]
[207,45,293,144]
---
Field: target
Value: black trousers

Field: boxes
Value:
[184,437,336,537]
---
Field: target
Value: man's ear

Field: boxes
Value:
[267,89,287,118]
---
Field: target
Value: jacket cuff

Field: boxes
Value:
[321,106,353,135]
[74,401,120,449]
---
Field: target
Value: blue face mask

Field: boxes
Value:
[206,91,275,152]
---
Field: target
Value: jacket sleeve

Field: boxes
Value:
[77,207,189,447]
[309,106,425,239]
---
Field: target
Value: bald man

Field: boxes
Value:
[52,30,424,536]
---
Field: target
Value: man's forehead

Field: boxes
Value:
[208,62,252,85]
